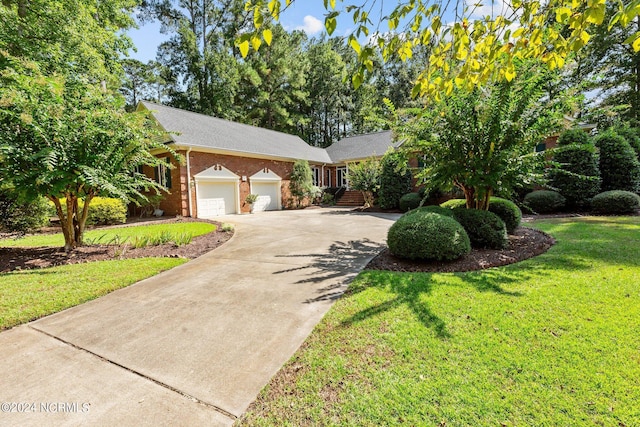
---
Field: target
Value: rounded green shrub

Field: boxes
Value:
[452,208,508,249]
[403,205,454,218]
[0,189,50,233]
[547,143,601,209]
[591,190,640,214]
[399,192,423,212]
[488,197,521,234]
[378,152,413,210]
[387,212,471,261]
[523,190,566,214]
[557,128,590,146]
[594,130,640,192]
[85,197,127,225]
[441,197,521,233]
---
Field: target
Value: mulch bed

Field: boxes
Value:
[365,226,556,273]
[0,217,233,273]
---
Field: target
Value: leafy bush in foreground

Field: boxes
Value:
[452,208,508,249]
[591,190,640,214]
[441,197,521,233]
[387,211,470,261]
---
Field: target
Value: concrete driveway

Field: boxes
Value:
[0,207,399,426]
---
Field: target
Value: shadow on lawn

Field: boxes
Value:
[340,263,552,338]
[273,239,386,303]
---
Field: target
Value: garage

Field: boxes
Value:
[195,165,240,217]
[250,169,281,213]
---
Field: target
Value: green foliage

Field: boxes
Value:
[399,62,573,211]
[0,188,49,233]
[547,143,601,209]
[347,158,381,207]
[451,208,508,249]
[84,197,127,226]
[612,124,640,159]
[0,52,173,250]
[289,160,314,208]
[378,151,413,210]
[594,130,640,192]
[399,192,423,212]
[591,190,640,214]
[0,0,136,85]
[523,190,567,213]
[440,199,467,210]
[387,212,470,261]
[487,197,522,234]
[442,198,522,233]
[556,128,590,146]
[245,194,259,204]
[403,205,454,218]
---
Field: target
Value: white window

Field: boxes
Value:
[337,166,348,188]
[154,157,172,189]
[311,166,321,187]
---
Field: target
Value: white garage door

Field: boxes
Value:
[251,182,279,212]
[197,181,237,217]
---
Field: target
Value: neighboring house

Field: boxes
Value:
[138,101,400,217]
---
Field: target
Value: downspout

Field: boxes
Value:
[186,147,193,217]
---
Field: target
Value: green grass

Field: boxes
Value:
[0,257,186,330]
[239,217,640,426]
[0,222,215,248]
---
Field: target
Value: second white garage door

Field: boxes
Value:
[197,181,237,217]
[251,181,280,212]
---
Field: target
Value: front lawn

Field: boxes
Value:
[0,222,216,247]
[239,217,640,426]
[0,257,186,330]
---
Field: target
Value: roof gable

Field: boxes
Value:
[140,101,332,164]
[325,130,400,163]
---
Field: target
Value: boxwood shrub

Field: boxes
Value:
[557,128,590,146]
[523,190,566,214]
[399,192,423,212]
[591,190,640,214]
[452,208,508,249]
[403,205,454,218]
[488,198,522,234]
[387,212,471,261]
[441,197,521,233]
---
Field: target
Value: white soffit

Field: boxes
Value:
[195,164,239,182]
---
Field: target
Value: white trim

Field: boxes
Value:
[249,168,282,211]
[194,164,241,216]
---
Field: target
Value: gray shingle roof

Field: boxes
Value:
[325,131,400,163]
[140,101,332,164]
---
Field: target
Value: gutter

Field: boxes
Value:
[186,147,193,217]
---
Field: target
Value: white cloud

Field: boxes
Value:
[296,15,324,35]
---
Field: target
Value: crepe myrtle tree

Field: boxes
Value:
[0,53,177,251]
[398,61,577,210]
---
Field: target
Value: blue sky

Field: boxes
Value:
[126,2,344,62]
